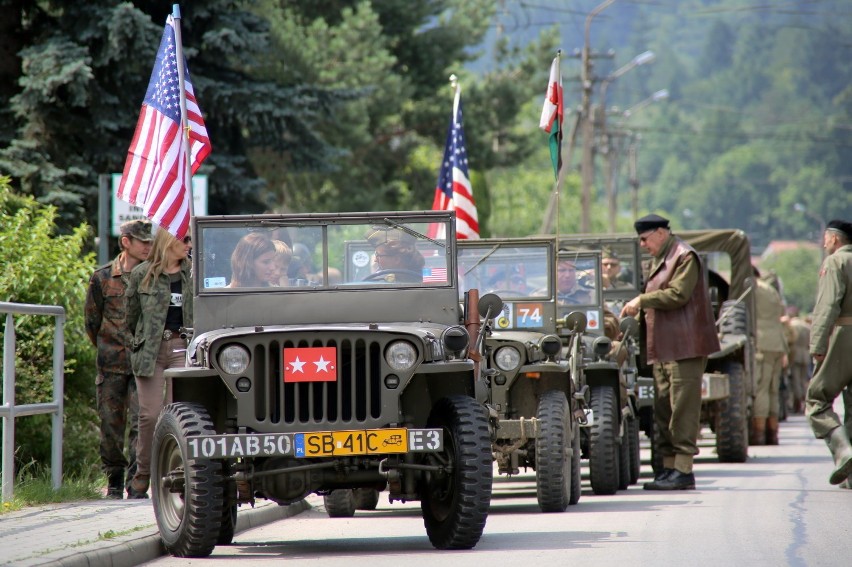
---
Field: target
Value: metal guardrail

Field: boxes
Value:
[0,301,65,502]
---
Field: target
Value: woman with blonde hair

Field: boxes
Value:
[125,228,192,498]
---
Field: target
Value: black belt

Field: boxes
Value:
[162,329,182,340]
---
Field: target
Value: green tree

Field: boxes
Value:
[761,248,822,313]
[0,178,99,476]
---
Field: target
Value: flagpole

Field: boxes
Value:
[450,74,460,121]
[171,4,195,226]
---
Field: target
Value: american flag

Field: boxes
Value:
[422,267,448,283]
[428,87,479,240]
[116,15,211,239]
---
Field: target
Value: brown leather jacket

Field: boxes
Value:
[643,237,720,364]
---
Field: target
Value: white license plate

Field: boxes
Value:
[187,434,295,459]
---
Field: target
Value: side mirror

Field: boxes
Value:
[478,293,504,321]
[619,316,639,340]
[559,310,588,333]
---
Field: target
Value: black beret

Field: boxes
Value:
[826,219,852,241]
[634,214,670,234]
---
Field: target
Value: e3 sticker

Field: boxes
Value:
[496,303,513,329]
[352,250,371,268]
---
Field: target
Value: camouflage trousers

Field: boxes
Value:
[97,371,139,478]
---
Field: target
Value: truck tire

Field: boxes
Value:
[535,390,571,512]
[716,360,749,462]
[719,300,748,336]
[618,423,630,490]
[354,488,381,510]
[421,396,492,549]
[627,415,641,485]
[588,385,620,495]
[324,490,356,517]
[569,423,582,505]
[152,403,224,558]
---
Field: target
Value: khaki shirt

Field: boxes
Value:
[639,236,700,311]
[810,244,852,354]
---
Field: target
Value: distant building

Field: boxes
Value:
[760,240,820,261]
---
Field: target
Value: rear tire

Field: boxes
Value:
[152,403,224,558]
[627,415,641,485]
[716,360,749,462]
[588,386,620,495]
[354,488,381,510]
[535,390,571,512]
[324,490,356,518]
[421,395,492,549]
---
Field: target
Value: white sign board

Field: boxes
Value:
[111,174,208,236]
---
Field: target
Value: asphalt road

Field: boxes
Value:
[145,413,847,567]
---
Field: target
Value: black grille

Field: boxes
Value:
[248,337,383,426]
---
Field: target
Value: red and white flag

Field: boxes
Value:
[539,55,563,180]
[428,85,479,240]
[283,347,338,383]
[117,15,211,240]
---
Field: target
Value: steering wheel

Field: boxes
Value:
[363,269,422,282]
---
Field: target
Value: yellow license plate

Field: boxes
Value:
[296,428,408,458]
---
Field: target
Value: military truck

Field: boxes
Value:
[552,246,641,495]
[559,230,756,466]
[456,238,583,511]
[680,229,756,463]
[153,211,494,557]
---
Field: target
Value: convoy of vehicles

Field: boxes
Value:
[150,211,757,557]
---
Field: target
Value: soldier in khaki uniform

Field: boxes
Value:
[806,219,852,485]
[621,214,720,490]
[786,307,811,414]
[752,267,789,445]
[84,219,152,498]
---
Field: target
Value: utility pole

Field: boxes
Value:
[580,0,615,233]
[628,136,639,219]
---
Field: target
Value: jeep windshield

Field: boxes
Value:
[197,214,452,292]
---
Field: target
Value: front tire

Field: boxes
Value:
[568,420,582,505]
[152,403,224,558]
[535,390,571,512]
[421,395,492,550]
[627,414,641,485]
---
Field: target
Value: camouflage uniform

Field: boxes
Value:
[126,258,193,480]
[84,254,139,486]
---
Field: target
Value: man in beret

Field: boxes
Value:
[85,219,152,498]
[621,214,720,490]
[805,219,852,486]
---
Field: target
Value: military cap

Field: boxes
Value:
[365,226,416,247]
[119,219,153,241]
[826,219,852,241]
[634,214,670,234]
[601,246,620,261]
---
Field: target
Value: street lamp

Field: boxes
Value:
[622,89,669,118]
[599,50,656,231]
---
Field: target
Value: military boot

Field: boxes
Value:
[826,427,852,485]
[766,417,779,445]
[750,418,766,446]
[106,471,124,499]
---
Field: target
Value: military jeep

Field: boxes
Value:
[153,211,493,557]
[552,246,641,495]
[456,238,582,512]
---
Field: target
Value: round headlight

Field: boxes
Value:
[442,326,469,354]
[218,344,250,375]
[540,334,562,356]
[494,346,521,371]
[385,341,417,371]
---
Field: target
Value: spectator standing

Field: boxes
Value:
[752,266,789,445]
[620,214,720,490]
[126,229,193,498]
[805,219,852,486]
[787,307,812,414]
[84,219,152,498]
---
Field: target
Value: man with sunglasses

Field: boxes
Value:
[84,219,152,498]
[620,214,720,490]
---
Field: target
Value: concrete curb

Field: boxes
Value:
[38,499,311,567]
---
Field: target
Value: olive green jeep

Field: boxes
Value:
[457,238,582,512]
[153,211,493,557]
